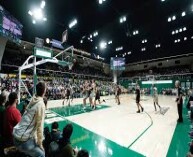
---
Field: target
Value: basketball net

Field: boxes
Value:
[147,70,155,85]
[68,63,73,70]
[62,30,68,44]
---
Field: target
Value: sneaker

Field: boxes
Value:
[141,107,144,112]
[136,110,140,113]
[103,99,106,103]
[83,106,86,110]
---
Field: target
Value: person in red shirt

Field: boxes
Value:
[3,92,21,147]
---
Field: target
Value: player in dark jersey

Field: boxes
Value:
[92,83,100,110]
[115,85,121,105]
[62,85,71,106]
[175,80,183,123]
[70,85,75,104]
[136,85,144,113]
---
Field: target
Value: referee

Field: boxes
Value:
[175,80,183,123]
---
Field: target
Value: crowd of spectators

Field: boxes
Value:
[0,75,126,102]
[121,65,192,80]
[160,88,177,95]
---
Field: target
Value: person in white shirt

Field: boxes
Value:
[152,84,161,112]
[13,82,47,157]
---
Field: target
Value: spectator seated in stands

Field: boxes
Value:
[51,122,61,142]
[187,140,193,157]
[58,123,78,157]
[0,93,7,137]
[77,149,89,157]
[43,126,52,157]
[42,123,61,157]
[45,122,62,157]
[0,92,8,156]
[3,92,21,147]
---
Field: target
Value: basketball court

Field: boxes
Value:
[45,94,187,157]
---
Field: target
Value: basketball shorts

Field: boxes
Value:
[153,96,158,103]
[95,94,100,101]
[89,91,95,98]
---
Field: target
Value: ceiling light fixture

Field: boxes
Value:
[69,19,77,28]
[182,11,186,17]
[99,41,107,49]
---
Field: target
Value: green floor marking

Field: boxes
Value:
[128,111,153,148]
[45,110,145,157]
[167,99,190,157]
[50,104,110,117]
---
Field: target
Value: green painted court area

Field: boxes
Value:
[167,99,190,157]
[45,108,144,157]
[50,104,110,117]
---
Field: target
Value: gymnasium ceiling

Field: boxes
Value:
[1,0,193,63]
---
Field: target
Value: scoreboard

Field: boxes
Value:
[0,5,23,43]
[110,57,125,70]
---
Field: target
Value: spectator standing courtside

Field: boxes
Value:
[3,92,21,147]
[13,82,47,157]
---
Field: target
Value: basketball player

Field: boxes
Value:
[93,83,100,110]
[70,84,75,103]
[90,79,96,109]
[136,85,144,113]
[152,84,162,112]
[115,85,121,105]
[175,80,183,123]
[62,85,71,106]
[82,80,89,109]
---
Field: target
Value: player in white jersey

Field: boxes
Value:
[82,80,89,109]
[152,84,161,111]
[90,79,96,109]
